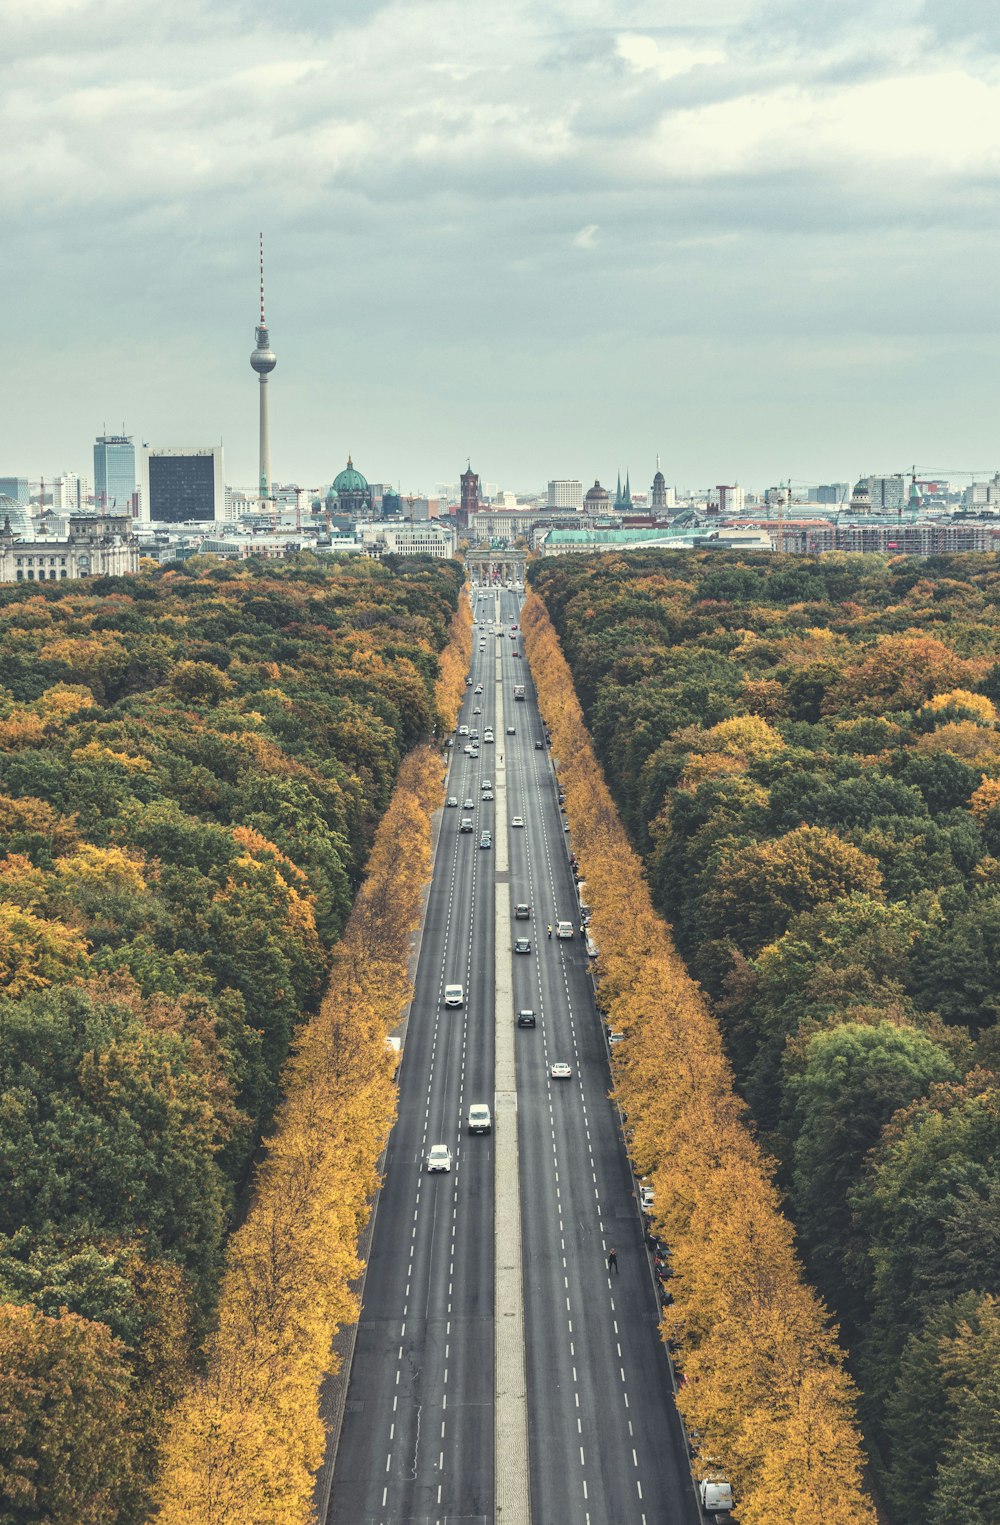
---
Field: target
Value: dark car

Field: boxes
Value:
[514,937,531,954]
[514,903,531,919]
[534,740,544,750]
[517,1010,537,1028]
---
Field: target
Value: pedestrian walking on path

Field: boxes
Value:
[608,1247,618,1274]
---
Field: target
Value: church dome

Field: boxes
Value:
[584,480,610,502]
[332,456,369,495]
[653,470,665,486]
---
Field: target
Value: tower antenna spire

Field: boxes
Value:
[259,231,266,325]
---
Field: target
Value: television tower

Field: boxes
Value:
[250,233,277,501]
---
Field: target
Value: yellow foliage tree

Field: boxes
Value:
[970,775,1000,823]
[0,902,90,996]
[521,590,875,1525]
[434,591,473,732]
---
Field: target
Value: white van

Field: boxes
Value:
[444,984,464,1007]
[556,921,574,939]
[467,1103,492,1134]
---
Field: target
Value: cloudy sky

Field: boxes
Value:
[6,0,1000,495]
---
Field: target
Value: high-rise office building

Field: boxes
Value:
[547,479,583,509]
[139,446,225,523]
[867,475,906,513]
[811,482,849,505]
[94,435,136,514]
[0,477,29,506]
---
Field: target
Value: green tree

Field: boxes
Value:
[786,1022,955,1324]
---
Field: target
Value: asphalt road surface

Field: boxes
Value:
[327,584,698,1525]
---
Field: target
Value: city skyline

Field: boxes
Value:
[6,0,1000,488]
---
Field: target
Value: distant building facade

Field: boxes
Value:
[811,483,850,505]
[867,475,907,513]
[963,473,1000,510]
[547,479,583,509]
[0,512,139,583]
[140,446,225,523]
[94,435,137,514]
[0,477,29,506]
[359,522,457,559]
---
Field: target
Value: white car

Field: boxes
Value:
[458,724,469,736]
[506,725,515,735]
[556,920,574,939]
[464,744,474,755]
[444,984,464,1007]
[427,1144,452,1173]
[640,1183,655,1211]
[511,816,524,828]
[550,1063,573,1080]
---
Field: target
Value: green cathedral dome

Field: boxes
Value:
[332,456,369,495]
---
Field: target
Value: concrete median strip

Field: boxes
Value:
[494,627,532,1522]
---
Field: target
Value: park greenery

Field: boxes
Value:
[529,551,1000,1522]
[0,555,464,1522]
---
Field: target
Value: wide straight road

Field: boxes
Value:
[327,581,698,1525]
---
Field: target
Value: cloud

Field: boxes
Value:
[617,33,726,79]
[5,0,1000,489]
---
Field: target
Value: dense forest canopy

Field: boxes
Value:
[530,550,1000,1523]
[0,554,462,1521]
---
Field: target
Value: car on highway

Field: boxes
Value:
[473,705,482,714]
[459,817,473,832]
[481,788,494,801]
[470,728,479,739]
[466,677,473,686]
[514,936,531,954]
[535,739,544,749]
[556,921,574,938]
[506,725,515,735]
[467,1103,492,1135]
[517,1010,537,1028]
[475,684,483,694]
[426,1144,452,1172]
[458,724,469,736]
[550,1062,573,1080]
[463,744,474,756]
[463,797,475,809]
[481,779,493,791]
[513,650,521,658]
[514,903,530,919]
[480,833,492,848]
[446,796,458,808]
[444,984,464,1007]
[511,815,524,828]
[484,731,494,744]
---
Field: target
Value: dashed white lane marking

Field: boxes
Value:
[381,610,494,1507]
